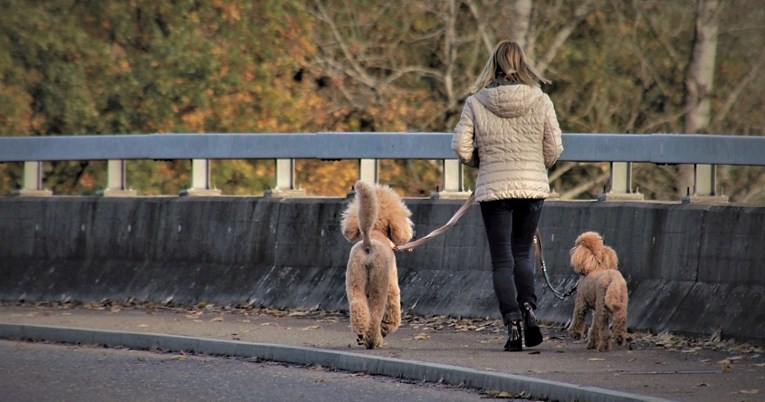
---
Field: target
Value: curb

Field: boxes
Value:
[0,323,672,402]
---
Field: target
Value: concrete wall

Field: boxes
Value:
[0,197,763,344]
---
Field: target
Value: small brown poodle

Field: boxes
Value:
[568,231,629,352]
[340,180,413,349]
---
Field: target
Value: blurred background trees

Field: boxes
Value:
[1,0,763,202]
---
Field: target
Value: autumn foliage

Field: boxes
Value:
[1,1,763,202]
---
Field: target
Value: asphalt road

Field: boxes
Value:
[0,339,533,402]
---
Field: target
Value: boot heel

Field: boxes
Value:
[523,303,543,347]
[504,321,523,352]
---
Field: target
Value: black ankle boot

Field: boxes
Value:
[504,320,523,351]
[522,302,543,347]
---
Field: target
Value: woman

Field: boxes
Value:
[452,40,563,351]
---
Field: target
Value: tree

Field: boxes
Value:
[0,0,324,195]
[1,0,763,201]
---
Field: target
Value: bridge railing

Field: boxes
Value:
[1,132,764,201]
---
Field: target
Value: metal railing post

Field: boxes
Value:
[180,159,221,196]
[265,158,305,197]
[99,160,136,197]
[682,163,728,204]
[359,159,378,184]
[13,161,52,196]
[433,159,470,199]
[598,162,644,201]
[695,164,714,195]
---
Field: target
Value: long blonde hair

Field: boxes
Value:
[472,40,550,93]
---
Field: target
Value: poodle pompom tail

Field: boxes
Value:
[354,180,379,252]
[604,273,628,309]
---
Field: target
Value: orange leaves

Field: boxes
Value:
[212,1,243,23]
[297,159,358,197]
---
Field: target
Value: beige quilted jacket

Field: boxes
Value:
[452,83,563,201]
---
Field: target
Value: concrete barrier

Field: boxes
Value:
[0,197,763,344]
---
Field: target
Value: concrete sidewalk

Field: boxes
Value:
[1,303,763,402]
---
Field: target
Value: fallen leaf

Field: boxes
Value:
[414,333,430,340]
[210,317,224,322]
[265,309,285,317]
[718,359,733,373]
[138,324,149,328]
[739,389,760,395]
[301,325,320,330]
[288,311,309,317]
[588,358,605,361]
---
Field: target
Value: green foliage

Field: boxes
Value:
[0,0,763,201]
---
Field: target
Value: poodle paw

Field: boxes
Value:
[597,343,612,352]
[365,336,383,350]
[568,330,582,340]
[356,334,365,346]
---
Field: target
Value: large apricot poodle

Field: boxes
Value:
[340,180,413,349]
[568,231,629,352]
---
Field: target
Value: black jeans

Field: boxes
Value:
[479,198,544,325]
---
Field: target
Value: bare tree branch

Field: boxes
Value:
[712,53,765,128]
[311,0,377,89]
[463,0,495,54]
[537,0,595,74]
[560,171,610,199]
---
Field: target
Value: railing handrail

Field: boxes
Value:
[1,132,764,166]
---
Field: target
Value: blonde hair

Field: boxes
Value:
[472,40,550,93]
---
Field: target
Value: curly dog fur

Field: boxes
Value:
[340,180,413,349]
[568,231,629,352]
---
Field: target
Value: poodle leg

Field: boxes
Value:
[348,297,370,344]
[605,276,629,346]
[586,320,598,350]
[364,259,389,349]
[594,302,612,352]
[346,262,370,343]
[568,294,588,340]
[381,265,401,337]
[610,305,628,345]
[586,296,605,350]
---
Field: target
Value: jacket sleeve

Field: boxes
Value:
[451,98,479,168]
[542,96,563,169]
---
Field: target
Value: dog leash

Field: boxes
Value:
[533,228,579,300]
[393,195,580,300]
[394,192,476,252]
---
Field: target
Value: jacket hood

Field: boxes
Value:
[473,84,545,118]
